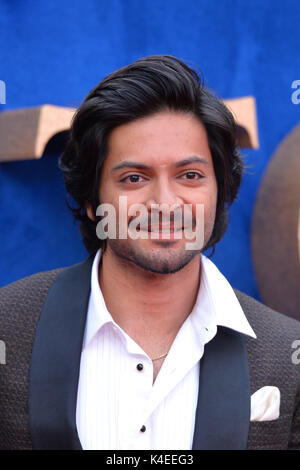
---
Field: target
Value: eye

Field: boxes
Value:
[181,171,203,180]
[120,174,145,184]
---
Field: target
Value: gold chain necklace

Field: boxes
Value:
[151,351,168,361]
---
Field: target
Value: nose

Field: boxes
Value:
[145,179,184,214]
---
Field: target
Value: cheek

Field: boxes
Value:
[189,190,217,236]
[98,165,115,203]
[194,186,218,217]
[205,195,218,229]
[205,180,218,217]
[98,177,116,205]
[208,191,218,215]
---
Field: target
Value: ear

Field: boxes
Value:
[85,203,96,222]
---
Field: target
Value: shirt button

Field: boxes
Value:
[136,363,144,371]
[140,425,146,433]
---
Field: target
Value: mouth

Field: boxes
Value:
[128,217,195,238]
[145,225,183,233]
[133,223,195,233]
[135,225,184,242]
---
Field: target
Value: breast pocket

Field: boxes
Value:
[247,414,292,450]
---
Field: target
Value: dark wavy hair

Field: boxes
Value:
[59,55,243,256]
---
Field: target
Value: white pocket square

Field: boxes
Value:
[250,386,280,422]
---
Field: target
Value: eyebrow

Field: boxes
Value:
[111,156,209,172]
[174,156,209,168]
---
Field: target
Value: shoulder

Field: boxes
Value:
[0,255,95,327]
[0,268,66,309]
[234,288,300,341]
[0,268,67,339]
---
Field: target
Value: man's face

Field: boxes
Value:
[90,110,218,274]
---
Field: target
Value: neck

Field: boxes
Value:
[98,245,201,356]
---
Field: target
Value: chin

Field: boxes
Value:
[107,238,200,275]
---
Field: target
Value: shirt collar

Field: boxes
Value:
[83,249,115,347]
[198,254,256,339]
[84,249,256,348]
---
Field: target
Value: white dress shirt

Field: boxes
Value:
[76,249,256,450]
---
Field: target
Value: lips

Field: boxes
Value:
[136,223,191,233]
[146,224,183,232]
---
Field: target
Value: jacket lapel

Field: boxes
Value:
[29,255,94,450]
[192,326,251,449]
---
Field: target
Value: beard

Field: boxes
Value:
[106,237,200,275]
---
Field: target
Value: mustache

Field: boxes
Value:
[128,209,195,231]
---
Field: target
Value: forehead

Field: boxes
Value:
[105,111,213,169]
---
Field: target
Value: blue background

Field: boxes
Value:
[0,0,299,299]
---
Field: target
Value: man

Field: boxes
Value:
[0,55,299,450]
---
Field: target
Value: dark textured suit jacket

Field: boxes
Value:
[0,255,299,450]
